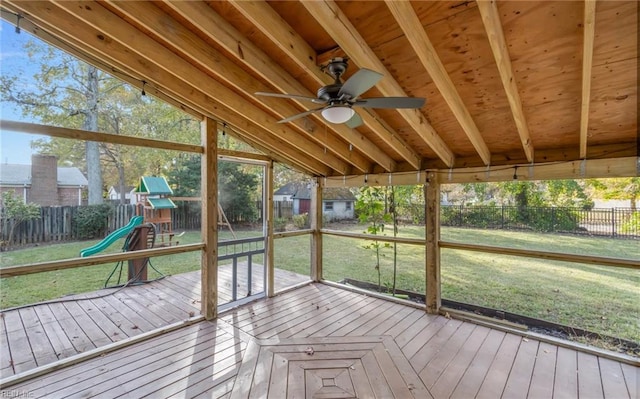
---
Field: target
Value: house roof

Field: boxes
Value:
[108,185,136,194]
[2,1,636,178]
[292,186,356,201]
[274,182,307,196]
[135,176,173,195]
[0,163,88,186]
[57,167,89,186]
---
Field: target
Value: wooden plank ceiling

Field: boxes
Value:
[2,1,637,177]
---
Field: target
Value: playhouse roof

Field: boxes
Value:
[135,176,173,195]
[147,198,177,209]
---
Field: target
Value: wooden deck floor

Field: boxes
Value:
[0,264,309,379]
[2,282,637,398]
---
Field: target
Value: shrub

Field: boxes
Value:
[274,217,287,232]
[292,213,309,229]
[621,212,639,235]
[74,204,112,239]
[526,207,579,232]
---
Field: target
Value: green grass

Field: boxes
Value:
[1,225,638,347]
[318,224,639,345]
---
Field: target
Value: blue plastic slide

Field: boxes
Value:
[80,216,144,257]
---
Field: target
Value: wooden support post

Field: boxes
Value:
[265,160,275,297]
[425,172,441,314]
[201,117,218,320]
[311,178,323,281]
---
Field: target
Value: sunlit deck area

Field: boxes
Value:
[0,265,309,379]
[2,278,637,398]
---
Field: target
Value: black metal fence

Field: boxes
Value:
[441,205,639,239]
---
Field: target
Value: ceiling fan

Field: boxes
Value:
[255,58,425,128]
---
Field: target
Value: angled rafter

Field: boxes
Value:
[48,1,348,175]
[384,0,491,166]
[580,0,597,159]
[158,2,400,173]
[228,0,423,170]
[104,1,372,174]
[8,1,328,176]
[0,8,202,120]
[477,0,534,163]
[298,0,455,167]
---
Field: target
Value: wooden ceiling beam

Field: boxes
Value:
[324,156,639,187]
[8,1,328,177]
[50,1,348,175]
[580,0,597,159]
[423,142,638,169]
[477,0,534,163]
[228,0,423,170]
[385,0,491,166]
[0,8,202,120]
[105,1,371,174]
[160,1,398,173]
[299,0,455,168]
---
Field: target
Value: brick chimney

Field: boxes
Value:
[30,154,58,206]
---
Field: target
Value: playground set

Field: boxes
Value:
[80,176,236,287]
[79,176,178,286]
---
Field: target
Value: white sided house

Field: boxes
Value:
[275,183,356,221]
[107,185,136,204]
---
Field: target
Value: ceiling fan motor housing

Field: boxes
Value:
[317,84,344,102]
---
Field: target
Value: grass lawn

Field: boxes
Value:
[1,224,638,347]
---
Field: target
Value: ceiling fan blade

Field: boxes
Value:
[277,106,326,124]
[338,69,383,99]
[353,97,426,109]
[345,111,363,129]
[255,92,325,104]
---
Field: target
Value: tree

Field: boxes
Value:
[0,191,40,250]
[356,187,392,292]
[2,39,202,205]
[588,178,640,210]
[218,161,260,223]
[1,43,105,203]
[167,157,261,224]
[167,154,201,197]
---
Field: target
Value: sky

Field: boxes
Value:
[0,19,48,165]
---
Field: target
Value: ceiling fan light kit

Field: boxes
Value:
[256,57,425,128]
[322,106,355,124]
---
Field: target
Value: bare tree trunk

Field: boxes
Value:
[118,162,126,205]
[84,66,103,205]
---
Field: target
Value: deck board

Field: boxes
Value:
[429,325,491,398]
[554,346,579,398]
[528,342,558,398]
[475,332,522,399]
[501,337,539,399]
[17,307,58,368]
[0,265,306,378]
[2,281,638,398]
[449,329,505,399]
[577,352,605,399]
[599,357,631,398]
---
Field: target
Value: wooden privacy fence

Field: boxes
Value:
[0,203,201,248]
